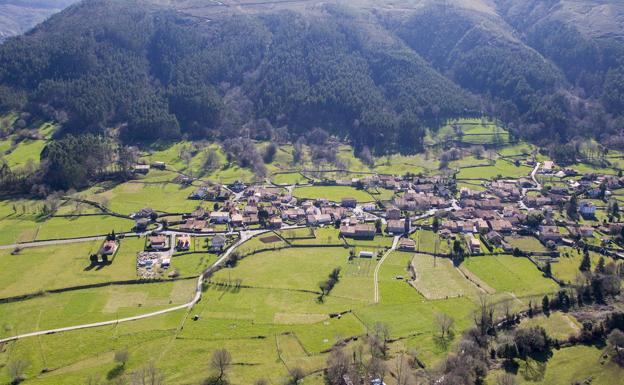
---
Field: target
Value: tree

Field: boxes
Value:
[254,379,269,385]
[580,251,591,272]
[263,142,278,164]
[608,329,624,364]
[7,359,28,384]
[375,219,382,234]
[203,149,221,172]
[210,349,232,382]
[596,257,606,274]
[432,216,440,233]
[130,363,165,385]
[543,261,552,278]
[542,295,550,317]
[436,313,455,340]
[496,373,519,385]
[287,367,305,385]
[325,349,349,385]
[114,348,130,368]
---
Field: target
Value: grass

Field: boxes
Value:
[35,215,134,240]
[457,159,532,180]
[488,345,624,385]
[0,279,195,339]
[85,181,202,215]
[518,311,580,341]
[0,237,143,298]
[411,253,481,300]
[551,247,605,284]
[293,186,374,203]
[462,255,559,298]
[506,236,549,253]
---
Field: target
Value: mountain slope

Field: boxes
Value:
[0,0,623,150]
[0,0,78,40]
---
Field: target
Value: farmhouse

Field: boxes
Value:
[398,238,416,251]
[133,164,150,174]
[579,201,597,217]
[468,235,481,254]
[148,235,169,251]
[340,223,376,239]
[269,216,283,229]
[176,234,191,251]
[210,211,230,223]
[538,226,562,242]
[99,240,118,256]
[211,234,226,251]
[386,219,406,234]
[180,219,207,232]
[386,208,401,220]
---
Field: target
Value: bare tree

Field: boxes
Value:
[115,348,130,367]
[474,294,495,337]
[495,373,519,385]
[131,362,165,385]
[326,349,350,385]
[436,313,454,340]
[394,353,415,385]
[7,359,29,384]
[287,367,305,385]
[210,349,232,381]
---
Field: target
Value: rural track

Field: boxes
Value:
[0,226,309,344]
[373,236,399,304]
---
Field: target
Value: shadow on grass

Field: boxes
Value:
[106,364,124,380]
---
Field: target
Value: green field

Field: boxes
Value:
[506,236,549,253]
[462,255,558,298]
[457,159,532,180]
[293,186,374,203]
[518,312,580,341]
[488,345,623,385]
[411,253,481,300]
[0,238,143,298]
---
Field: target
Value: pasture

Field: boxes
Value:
[410,253,481,300]
[293,186,374,203]
[0,237,143,298]
[461,255,558,298]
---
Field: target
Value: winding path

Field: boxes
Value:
[373,236,399,303]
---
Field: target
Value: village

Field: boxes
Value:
[93,156,624,282]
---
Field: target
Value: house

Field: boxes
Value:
[386,208,401,220]
[340,223,376,239]
[243,215,259,226]
[484,231,503,246]
[180,219,207,232]
[579,226,594,238]
[148,235,169,251]
[386,219,406,234]
[308,214,332,226]
[468,235,481,254]
[211,234,226,251]
[230,213,244,227]
[359,251,374,258]
[580,201,597,217]
[210,211,230,224]
[99,240,118,256]
[176,234,191,251]
[229,180,247,193]
[398,238,416,251]
[538,226,562,242]
[542,161,555,173]
[282,208,305,221]
[134,164,150,174]
[341,197,357,208]
[151,161,166,170]
[269,216,283,229]
[362,202,377,212]
[189,187,208,200]
[488,219,513,234]
[134,218,150,232]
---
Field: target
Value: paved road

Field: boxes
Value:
[0,226,311,344]
[373,236,399,304]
